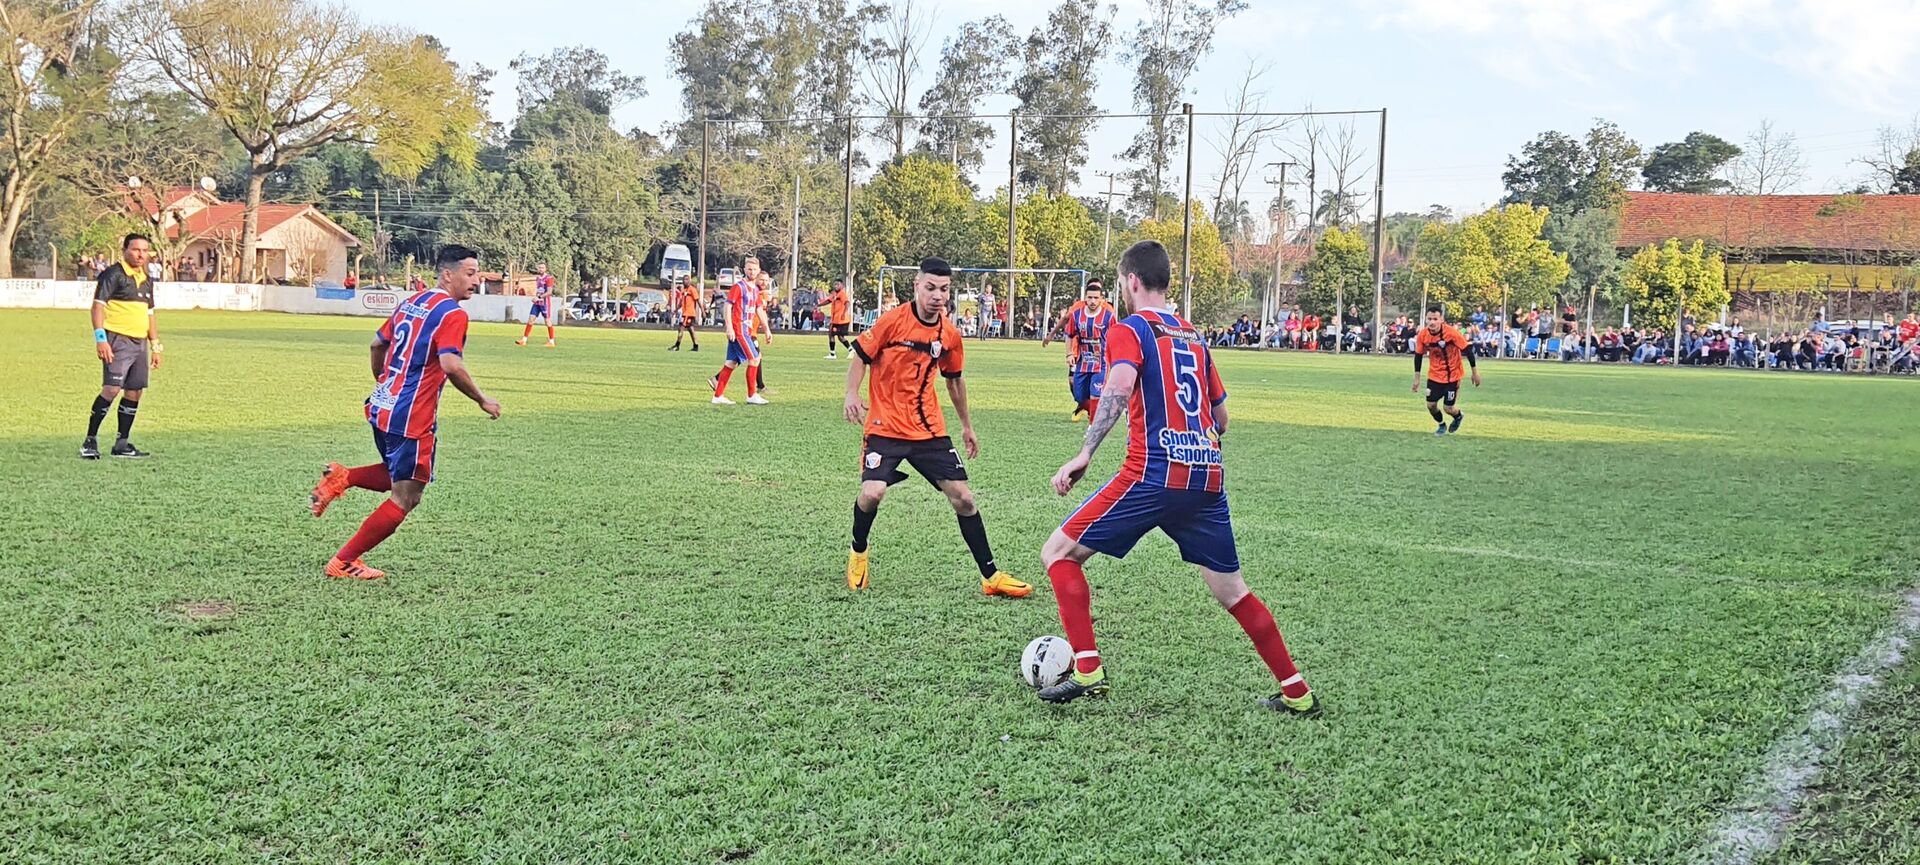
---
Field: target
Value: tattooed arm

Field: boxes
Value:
[1052,363,1136,495]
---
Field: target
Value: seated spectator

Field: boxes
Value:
[1706,331,1731,366]
[1597,327,1623,362]
[1302,313,1322,350]
[1731,332,1757,367]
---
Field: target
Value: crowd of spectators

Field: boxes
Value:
[1198,303,1920,375]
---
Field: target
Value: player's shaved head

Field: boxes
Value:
[919,257,952,277]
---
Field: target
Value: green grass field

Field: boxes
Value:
[2,309,1916,864]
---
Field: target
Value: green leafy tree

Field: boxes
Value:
[442,159,575,278]
[1406,204,1569,312]
[1641,132,1741,194]
[1621,238,1727,327]
[1013,0,1114,195]
[124,0,485,280]
[1120,0,1244,209]
[1,0,116,276]
[853,156,990,293]
[1301,226,1371,318]
[1502,120,1643,212]
[916,16,1017,173]
[1542,207,1624,302]
[1130,201,1236,323]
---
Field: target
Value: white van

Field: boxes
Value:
[660,243,693,288]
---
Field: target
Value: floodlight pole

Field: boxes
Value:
[698,119,709,294]
[1181,103,1195,319]
[1370,107,1389,352]
[843,115,855,300]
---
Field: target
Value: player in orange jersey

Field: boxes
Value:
[841,257,1029,598]
[1411,304,1481,435]
[823,279,854,359]
[670,277,702,351]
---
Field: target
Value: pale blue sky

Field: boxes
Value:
[344,0,1920,216]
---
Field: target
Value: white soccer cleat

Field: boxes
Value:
[745,394,770,405]
[825,352,836,359]
[712,395,736,405]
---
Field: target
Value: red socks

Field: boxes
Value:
[521,321,534,338]
[714,366,734,396]
[746,365,759,398]
[1047,559,1101,674]
[1229,593,1310,698]
[337,500,407,563]
[1087,397,1100,418]
[346,464,391,492]
[546,324,555,341]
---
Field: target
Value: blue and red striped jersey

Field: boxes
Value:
[725,281,759,338]
[534,273,554,303]
[1105,307,1228,492]
[367,289,470,439]
[1066,301,1117,374]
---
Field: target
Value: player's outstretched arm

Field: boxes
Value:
[1041,310,1073,348]
[843,354,869,425]
[1053,363,1136,495]
[439,353,501,419]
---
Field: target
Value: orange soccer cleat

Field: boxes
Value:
[325,557,386,580]
[309,462,351,517]
[982,572,1033,598]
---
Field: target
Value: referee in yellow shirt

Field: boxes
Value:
[83,234,163,459]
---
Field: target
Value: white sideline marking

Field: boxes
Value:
[1693,585,1920,864]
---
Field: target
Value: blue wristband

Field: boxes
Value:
[94,328,107,343]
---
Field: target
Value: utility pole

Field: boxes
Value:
[1263,161,1297,338]
[1180,103,1195,318]
[699,120,711,294]
[790,174,802,300]
[1093,171,1123,267]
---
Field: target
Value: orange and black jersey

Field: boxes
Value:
[854,304,965,441]
[1413,324,1474,384]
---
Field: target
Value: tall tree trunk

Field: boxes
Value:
[0,170,29,279]
[0,194,24,280]
[241,162,269,283]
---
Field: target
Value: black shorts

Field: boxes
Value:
[1425,380,1460,406]
[831,323,850,338]
[862,435,967,488]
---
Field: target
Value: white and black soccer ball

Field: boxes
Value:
[1020,635,1074,689]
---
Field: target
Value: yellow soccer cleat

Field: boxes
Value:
[1038,665,1109,703]
[1260,690,1324,718]
[847,549,870,591]
[982,572,1032,598]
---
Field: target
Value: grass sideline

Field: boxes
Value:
[2,309,1916,863]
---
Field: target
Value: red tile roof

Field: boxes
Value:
[172,203,359,246]
[1619,192,1920,253]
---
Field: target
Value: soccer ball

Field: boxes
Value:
[1020,635,1075,689]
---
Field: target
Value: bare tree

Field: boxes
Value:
[1207,58,1292,232]
[1730,119,1807,195]
[0,0,114,277]
[1858,115,1920,194]
[1279,105,1323,241]
[861,0,931,163]
[1319,120,1369,229]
